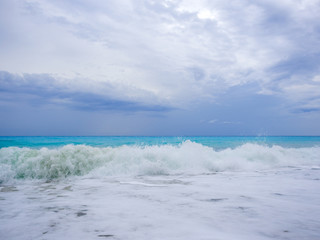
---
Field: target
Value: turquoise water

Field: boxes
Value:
[1,136,320,149]
[1,136,320,181]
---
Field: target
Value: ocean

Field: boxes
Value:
[1,136,320,239]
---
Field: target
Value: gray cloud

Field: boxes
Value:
[0,0,320,135]
[1,0,318,108]
[0,71,173,112]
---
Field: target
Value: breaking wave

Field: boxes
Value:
[1,141,319,182]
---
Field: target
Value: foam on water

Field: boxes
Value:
[1,140,319,182]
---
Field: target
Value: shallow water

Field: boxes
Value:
[1,168,320,240]
[1,137,320,239]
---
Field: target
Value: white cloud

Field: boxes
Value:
[208,119,217,124]
[197,9,218,21]
[1,0,319,109]
[283,83,320,101]
[312,75,320,82]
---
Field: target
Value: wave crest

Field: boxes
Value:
[1,141,319,182]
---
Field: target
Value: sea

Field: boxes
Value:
[0,136,320,240]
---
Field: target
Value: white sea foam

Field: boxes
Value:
[1,141,319,182]
[1,141,320,240]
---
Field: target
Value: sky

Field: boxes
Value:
[0,0,320,136]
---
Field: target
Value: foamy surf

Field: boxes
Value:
[1,141,319,182]
[1,138,320,240]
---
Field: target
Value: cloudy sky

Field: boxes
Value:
[1,0,320,136]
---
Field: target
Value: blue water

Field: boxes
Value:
[1,136,320,149]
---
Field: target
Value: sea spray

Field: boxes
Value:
[1,141,320,182]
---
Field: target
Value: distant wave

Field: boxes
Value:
[1,141,319,182]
